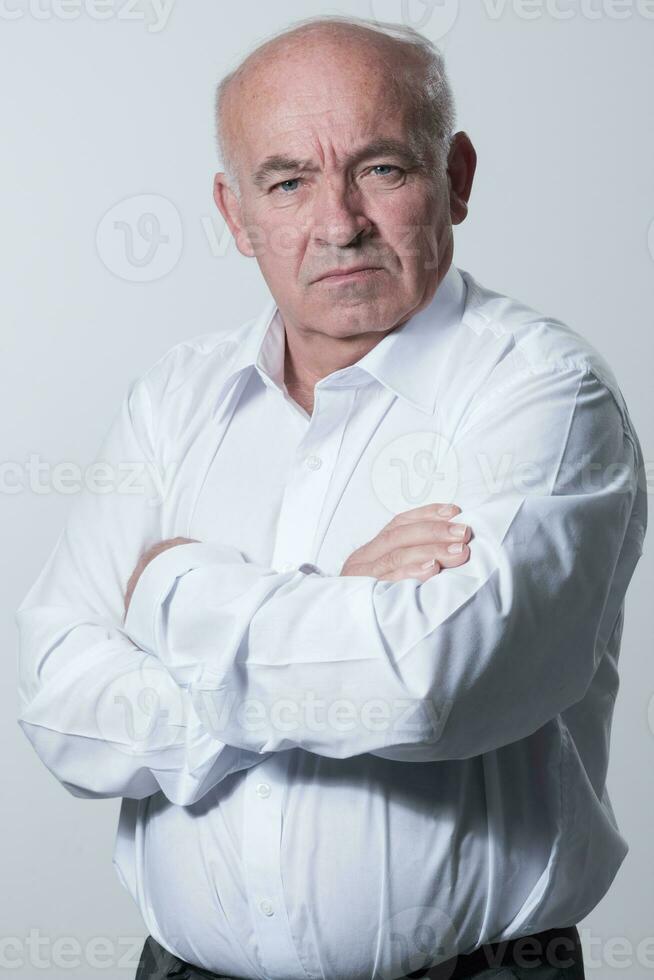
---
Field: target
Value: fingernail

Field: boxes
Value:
[449,524,467,539]
[447,542,464,554]
[421,558,437,569]
[438,505,455,516]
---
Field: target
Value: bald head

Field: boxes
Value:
[214,15,456,196]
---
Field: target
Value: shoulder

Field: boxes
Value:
[127,314,260,408]
[458,269,632,436]
[454,274,646,547]
[117,310,266,459]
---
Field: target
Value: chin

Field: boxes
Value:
[322,303,400,337]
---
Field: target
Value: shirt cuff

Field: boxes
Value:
[123,541,244,656]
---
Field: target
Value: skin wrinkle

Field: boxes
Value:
[251,139,433,193]
[212,19,476,415]
[217,21,449,195]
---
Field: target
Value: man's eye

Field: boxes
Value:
[272,178,301,193]
[370,165,402,178]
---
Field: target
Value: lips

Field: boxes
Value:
[315,266,382,283]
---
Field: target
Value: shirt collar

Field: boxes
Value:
[351,263,467,415]
[218,264,467,416]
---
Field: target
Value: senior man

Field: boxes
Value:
[16,14,646,980]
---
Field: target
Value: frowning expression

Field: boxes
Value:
[214,32,471,341]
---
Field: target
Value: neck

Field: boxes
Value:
[279,263,452,415]
[282,325,384,415]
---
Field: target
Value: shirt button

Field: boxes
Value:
[255,782,271,799]
[305,454,323,470]
[259,899,274,916]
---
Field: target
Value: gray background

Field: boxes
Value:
[2,1,652,977]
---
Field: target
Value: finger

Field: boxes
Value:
[361,518,471,565]
[343,507,467,569]
[435,540,471,567]
[371,537,467,579]
[382,541,472,572]
[377,560,442,583]
[384,502,461,530]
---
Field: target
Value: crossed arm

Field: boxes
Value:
[122,500,473,619]
[16,362,643,803]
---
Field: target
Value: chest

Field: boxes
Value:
[159,372,458,575]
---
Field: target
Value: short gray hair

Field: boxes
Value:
[214,14,457,198]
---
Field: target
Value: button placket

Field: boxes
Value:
[271,387,355,572]
[242,386,354,980]
[242,756,308,977]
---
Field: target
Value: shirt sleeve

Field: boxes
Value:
[123,364,646,762]
[16,374,272,803]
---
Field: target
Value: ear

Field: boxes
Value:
[213,173,256,258]
[447,132,477,226]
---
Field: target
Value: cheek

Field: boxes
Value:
[371,199,434,270]
[248,212,308,274]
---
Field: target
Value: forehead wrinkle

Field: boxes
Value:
[222,29,430,186]
[242,76,411,165]
[250,137,430,189]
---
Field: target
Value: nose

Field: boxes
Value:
[309,178,373,249]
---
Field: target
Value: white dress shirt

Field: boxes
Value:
[17,264,647,980]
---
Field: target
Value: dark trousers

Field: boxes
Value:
[135,923,585,980]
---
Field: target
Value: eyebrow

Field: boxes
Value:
[250,138,425,188]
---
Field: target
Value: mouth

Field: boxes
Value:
[314,267,384,285]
